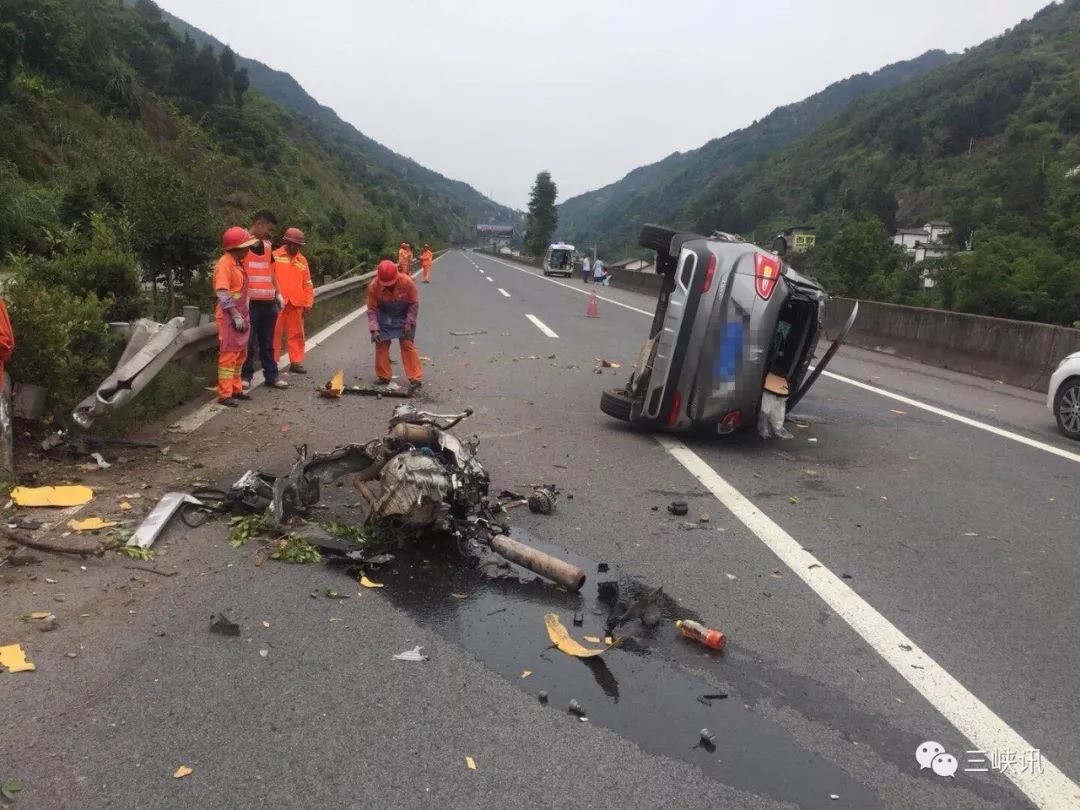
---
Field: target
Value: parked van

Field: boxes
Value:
[600,224,857,434]
[543,243,575,277]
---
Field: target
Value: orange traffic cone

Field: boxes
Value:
[585,290,599,318]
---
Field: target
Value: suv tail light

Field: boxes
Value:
[667,390,682,427]
[721,410,742,428]
[754,252,780,300]
[701,254,717,293]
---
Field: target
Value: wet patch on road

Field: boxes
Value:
[349,528,882,809]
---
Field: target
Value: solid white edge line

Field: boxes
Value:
[485,276,494,282]
[173,266,431,434]
[498,288,511,298]
[478,252,1079,466]
[822,370,1080,465]
[655,435,1079,810]
[525,313,559,338]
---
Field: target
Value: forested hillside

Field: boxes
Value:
[151,5,521,228]
[0,0,508,410]
[557,50,953,257]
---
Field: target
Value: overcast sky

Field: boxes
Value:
[161,0,1051,209]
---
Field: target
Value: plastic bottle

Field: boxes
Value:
[676,619,726,651]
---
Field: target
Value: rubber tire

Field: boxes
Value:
[638,224,680,255]
[600,389,634,422]
[1054,376,1080,440]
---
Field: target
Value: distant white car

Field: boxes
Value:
[1048,352,1080,440]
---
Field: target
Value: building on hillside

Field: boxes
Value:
[773,225,816,255]
[893,228,929,252]
[924,220,952,243]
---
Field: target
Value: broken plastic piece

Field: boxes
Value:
[127,492,202,549]
[544,613,609,658]
[393,645,428,662]
[359,575,384,589]
[0,643,36,672]
[11,485,94,508]
[210,613,240,637]
[172,766,193,779]
[465,756,477,771]
[320,369,345,399]
[68,516,118,532]
[667,501,689,516]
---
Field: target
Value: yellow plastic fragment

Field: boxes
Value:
[67,517,117,532]
[465,756,476,771]
[359,576,384,589]
[544,613,608,658]
[604,636,615,646]
[172,766,193,779]
[24,612,55,621]
[451,593,467,599]
[0,643,36,672]
[11,485,93,508]
[120,501,133,511]
[521,670,532,678]
[320,369,345,398]
[583,635,601,644]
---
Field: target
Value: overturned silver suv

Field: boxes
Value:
[600,224,857,434]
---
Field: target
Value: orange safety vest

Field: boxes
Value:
[243,238,276,301]
[272,247,314,308]
[421,249,433,269]
[398,247,412,269]
[0,298,13,389]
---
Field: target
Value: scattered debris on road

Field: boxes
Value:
[465,756,477,771]
[667,501,689,516]
[209,613,240,637]
[172,766,193,779]
[676,619,727,651]
[11,485,93,508]
[393,645,428,662]
[128,493,202,549]
[68,517,117,532]
[606,586,663,633]
[545,613,609,658]
[359,576,384,589]
[0,643,36,672]
[527,486,558,515]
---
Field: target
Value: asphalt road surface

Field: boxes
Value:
[3,250,1078,810]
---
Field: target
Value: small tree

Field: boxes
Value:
[232,67,249,108]
[524,171,558,257]
[218,45,236,99]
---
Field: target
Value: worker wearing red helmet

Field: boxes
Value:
[397,242,413,276]
[420,244,433,283]
[213,226,257,406]
[272,227,314,372]
[366,259,422,393]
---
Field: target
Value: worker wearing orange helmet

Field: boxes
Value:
[272,227,314,372]
[367,259,422,393]
[397,242,413,275]
[213,226,257,406]
[420,244,433,283]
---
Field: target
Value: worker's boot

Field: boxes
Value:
[291,363,309,374]
[235,391,253,401]
[375,377,392,385]
[218,397,238,408]
[408,380,423,396]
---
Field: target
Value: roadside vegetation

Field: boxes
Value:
[0,0,473,415]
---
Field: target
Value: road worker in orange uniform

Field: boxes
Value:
[272,227,314,371]
[397,242,413,275]
[367,259,422,394]
[213,226,257,407]
[420,244,433,283]
[241,210,288,390]
[0,297,13,389]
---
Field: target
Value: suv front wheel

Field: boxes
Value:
[1054,376,1080,440]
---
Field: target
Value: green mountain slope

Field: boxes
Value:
[0,0,505,411]
[153,5,521,228]
[682,1,1080,324]
[557,50,953,255]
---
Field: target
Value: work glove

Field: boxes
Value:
[402,325,415,341]
[231,313,247,333]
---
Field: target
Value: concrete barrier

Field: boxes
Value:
[825,298,1080,392]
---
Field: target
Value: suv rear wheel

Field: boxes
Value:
[600,389,635,422]
[638,224,680,255]
[1054,376,1080,440]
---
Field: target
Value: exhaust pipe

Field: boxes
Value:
[489,534,586,592]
